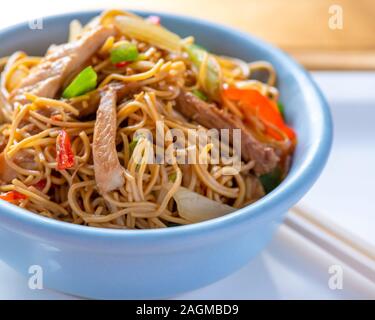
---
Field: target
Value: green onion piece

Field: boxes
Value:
[110,43,139,64]
[168,172,177,182]
[62,66,97,99]
[259,167,282,194]
[277,102,285,118]
[192,89,208,101]
[129,138,139,155]
[185,44,221,101]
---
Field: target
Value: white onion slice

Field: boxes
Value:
[114,16,182,52]
[173,187,235,222]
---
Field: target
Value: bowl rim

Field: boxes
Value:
[0,9,333,242]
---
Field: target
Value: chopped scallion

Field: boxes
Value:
[192,89,208,101]
[62,66,97,99]
[259,167,282,194]
[110,43,139,64]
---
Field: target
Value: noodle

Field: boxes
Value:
[0,10,296,229]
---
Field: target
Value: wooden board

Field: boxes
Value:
[1,0,374,69]
[116,0,375,70]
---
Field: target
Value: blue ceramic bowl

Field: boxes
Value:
[0,10,332,299]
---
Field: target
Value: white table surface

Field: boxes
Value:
[1,223,374,300]
[300,71,375,245]
[0,4,374,299]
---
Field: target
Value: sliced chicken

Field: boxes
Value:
[0,153,17,183]
[0,80,14,122]
[11,26,116,102]
[93,88,125,194]
[175,91,279,174]
[0,133,8,153]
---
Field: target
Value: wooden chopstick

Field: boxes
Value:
[285,206,375,283]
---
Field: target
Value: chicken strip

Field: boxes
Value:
[93,88,125,194]
[175,91,279,174]
[0,153,17,184]
[11,26,116,102]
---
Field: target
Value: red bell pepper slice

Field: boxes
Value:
[34,179,47,191]
[223,86,296,141]
[56,130,75,170]
[0,190,27,203]
[115,61,130,69]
